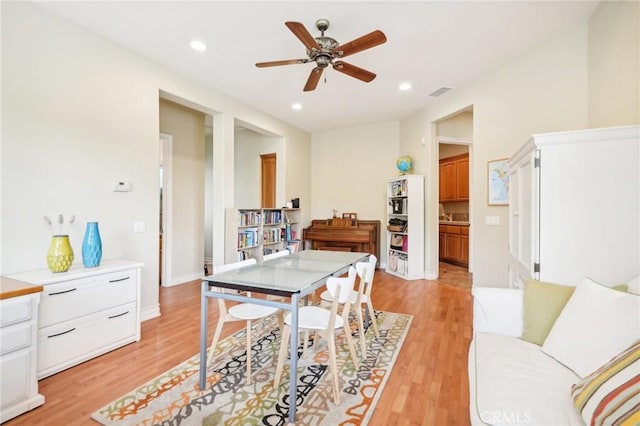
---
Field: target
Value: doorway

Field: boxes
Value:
[261,153,276,208]
[159,133,173,287]
[436,108,473,281]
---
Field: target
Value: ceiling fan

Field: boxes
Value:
[255,19,387,92]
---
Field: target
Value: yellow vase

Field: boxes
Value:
[47,235,74,273]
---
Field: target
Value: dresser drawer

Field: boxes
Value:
[0,297,33,327]
[40,269,137,327]
[38,302,137,378]
[0,322,33,355]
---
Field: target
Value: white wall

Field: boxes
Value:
[311,121,399,255]
[588,0,640,127]
[400,24,590,286]
[234,129,284,208]
[1,2,311,319]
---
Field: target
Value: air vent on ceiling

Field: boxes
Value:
[428,87,452,97]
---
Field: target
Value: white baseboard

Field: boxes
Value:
[165,271,203,287]
[141,304,161,322]
[424,270,438,280]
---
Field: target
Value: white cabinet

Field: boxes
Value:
[9,260,143,379]
[508,125,639,288]
[0,291,44,423]
[385,175,425,280]
[225,208,302,263]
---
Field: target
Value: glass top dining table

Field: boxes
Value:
[199,250,369,424]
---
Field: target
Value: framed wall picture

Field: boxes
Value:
[487,158,509,205]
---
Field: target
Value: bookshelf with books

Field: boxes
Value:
[225,208,302,262]
[386,175,424,280]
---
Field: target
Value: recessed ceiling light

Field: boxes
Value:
[189,40,207,52]
[291,103,303,110]
[399,82,412,91]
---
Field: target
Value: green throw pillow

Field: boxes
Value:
[522,279,575,345]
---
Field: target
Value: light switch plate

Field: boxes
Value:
[133,221,146,233]
[485,216,500,226]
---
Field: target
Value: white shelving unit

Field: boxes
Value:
[225,208,302,263]
[508,125,639,288]
[385,175,425,280]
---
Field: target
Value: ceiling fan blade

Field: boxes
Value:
[303,67,324,92]
[333,61,376,82]
[285,21,321,51]
[335,30,387,58]
[255,59,310,68]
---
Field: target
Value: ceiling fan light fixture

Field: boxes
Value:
[291,102,303,110]
[255,19,387,92]
[399,82,412,91]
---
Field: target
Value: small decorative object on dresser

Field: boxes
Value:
[44,213,76,272]
[82,221,103,267]
[46,235,74,273]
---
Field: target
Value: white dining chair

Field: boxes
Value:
[208,258,281,384]
[273,266,360,404]
[319,255,379,357]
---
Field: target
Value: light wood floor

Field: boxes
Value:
[6,263,473,426]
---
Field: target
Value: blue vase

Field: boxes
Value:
[82,222,102,267]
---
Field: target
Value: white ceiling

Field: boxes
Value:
[34,1,599,133]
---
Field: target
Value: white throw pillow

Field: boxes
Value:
[541,277,640,378]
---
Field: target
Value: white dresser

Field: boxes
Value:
[0,278,45,423]
[9,259,143,379]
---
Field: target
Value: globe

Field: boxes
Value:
[396,155,413,174]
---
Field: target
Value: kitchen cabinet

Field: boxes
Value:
[508,125,639,288]
[439,224,469,267]
[439,153,469,201]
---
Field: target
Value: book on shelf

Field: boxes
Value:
[285,239,300,253]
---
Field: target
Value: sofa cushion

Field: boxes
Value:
[542,277,640,378]
[471,333,583,425]
[571,341,640,426]
[522,279,575,345]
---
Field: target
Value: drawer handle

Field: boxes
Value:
[109,276,131,283]
[108,311,130,319]
[48,288,77,296]
[48,328,76,338]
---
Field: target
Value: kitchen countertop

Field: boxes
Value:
[439,221,470,226]
[0,276,43,300]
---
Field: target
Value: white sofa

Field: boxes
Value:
[468,278,640,426]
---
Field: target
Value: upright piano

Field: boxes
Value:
[302,218,380,266]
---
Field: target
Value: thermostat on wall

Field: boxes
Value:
[113,180,131,192]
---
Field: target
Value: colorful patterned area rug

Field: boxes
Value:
[91,310,412,425]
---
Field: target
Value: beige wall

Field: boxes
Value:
[1,2,311,319]
[310,122,399,253]
[401,24,590,285]
[159,99,205,285]
[588,0,640,127]
[234,129,284,208]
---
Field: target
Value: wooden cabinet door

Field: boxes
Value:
[444,233,462,261]
[439,232,446,259]
[456,156,469,200]
[461,235,469,264]
[440,162,456,201]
